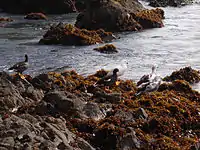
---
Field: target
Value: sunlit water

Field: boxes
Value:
[1,2,200,91]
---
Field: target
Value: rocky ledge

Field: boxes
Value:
[0,67,199,149]
[39,23,116,45]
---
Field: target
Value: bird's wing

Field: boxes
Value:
[9,62,22,70]
[137,74,150,86]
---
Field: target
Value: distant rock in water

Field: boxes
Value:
[147,0,193,7]
[0,17,13,22]
[39,23,116,46]
[0,0,77,14]
[24,13,47,20]
[75,0,164,32]
[163,66,200,84]
[93,44,118,54]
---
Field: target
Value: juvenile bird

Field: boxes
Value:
[9,54,29,74]
[95,68,119,86]
[137,64,158,87]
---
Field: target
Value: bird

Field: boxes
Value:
[137,64,158,87]
[8,54,29,74]
[105,59,128,77]
[135,75,162,96]
[95,68,119,86]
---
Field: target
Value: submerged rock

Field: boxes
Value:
[93,44,118,54]
[39,23,115,45]
[24,13,47,20]
[0,17,13,22]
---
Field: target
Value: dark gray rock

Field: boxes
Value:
[119,127,140,149]
[135,107,148,121]
[0,137,15,149]
[94,90,121,104]
[82,102,106,121]
[75,0,144,32]
[0,114,78,149]
[76,137,96,150]
[41,91,86,114]
[114,110,135,123]
[0,73,25,110]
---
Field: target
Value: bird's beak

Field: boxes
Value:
[115,81,120,86]
[19,73,26,79]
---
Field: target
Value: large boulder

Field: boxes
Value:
[0,0,77,14]
[75,0,164,32]
[75,0,143,32]
[39,23,116,45]
[148,0,193,7]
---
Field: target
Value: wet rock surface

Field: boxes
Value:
[39,23,115,45]
[0,67,199,149]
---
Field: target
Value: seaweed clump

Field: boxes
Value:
[39,23,115,46]
[93,44,118,54]
[134,8,164,29]
[163,66,200,84]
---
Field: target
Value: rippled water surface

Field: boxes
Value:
[1,2,200,90]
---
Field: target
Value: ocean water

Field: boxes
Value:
[0,1,200,90]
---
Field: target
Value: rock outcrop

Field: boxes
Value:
[75,0,164,32]
[163,66,200,84]
[39,23,116,45]
[0,66,199,149]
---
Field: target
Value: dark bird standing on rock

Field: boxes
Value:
[9,54,29,74]
[95,68,119,86]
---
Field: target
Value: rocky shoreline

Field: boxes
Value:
[0,67,199,149]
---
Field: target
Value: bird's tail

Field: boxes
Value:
[8,66,14,70]
[134,92,141,96]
